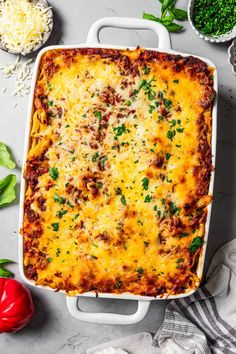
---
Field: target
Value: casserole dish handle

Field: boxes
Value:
[66,297,150,325]
[87,17,172,50]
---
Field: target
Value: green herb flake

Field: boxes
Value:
[47,258,53,262]
[166,153,172,160]
[49,167,59,180]
[56,209,67,219]
[169,202,181,216]
[142,177,149,190]
[167,130,175,140]
[144,66,151,74]
[92,152,99,162]
[94,111,102,120]
[173,79,179,83]
[144,195,152,203]
[179,232,189,238]
[116,280,123,289]
[188,237,204,254]
[137,267,144,275]
[49,100,54,106]
[100,156,108,170]
[52,222,59,232]
[164,98,172,109]
[121,195,126,205]
[54,193,65,204]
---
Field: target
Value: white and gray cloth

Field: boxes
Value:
[87,239,236,354]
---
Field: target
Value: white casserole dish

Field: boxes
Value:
[18,17,218,325]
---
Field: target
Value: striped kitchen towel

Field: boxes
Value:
[87,239,236,354]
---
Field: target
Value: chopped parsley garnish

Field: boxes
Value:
[54,193,65,204]
[49,100,54,106]
[173,79,179,83]
[113,124,126,139]
[179,232,189,238]
[188,237,204,254]
[169,202,181,216]
[74,213,79,219]
[49,167,59,180]
[149,105,156,114]
[137,267,144,275]
[170,119,176,128]
[94,111,102,120]
[56,209,67,219]
[47,81,52,91]
[142,177,149,190]
[47,258,53,262]
[116,187,122,195]
[143,66,151,74]
[121,195,126,205]
[56,248,61,257]
[52,222,59,231]
[176,258,184,264]
[164,98,172,109]
[126,100,131,106]
[100,156,108,170]
[92,152,99,162]
[96,182,103,190]
[177,128,184,133]
[166,153,172,160]
[167,130,175,140]
[144,195,152,203]
[116,280,123,289]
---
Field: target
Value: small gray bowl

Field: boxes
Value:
[188,0,236,43]
[0,0,53,55]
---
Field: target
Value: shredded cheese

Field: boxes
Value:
[0,56,32,96]
[0,0,52,55]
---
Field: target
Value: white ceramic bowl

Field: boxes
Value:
[0,0,53,55]
[188,0,236,43]
[228,39,236,75]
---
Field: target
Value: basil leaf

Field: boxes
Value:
[0,174,16,206]
[143,12,162,23]
[161,0,176,15]
[164,22,183,32]
[0,267,14,278]
[170,8,188,21]
[0,259,14,265]
[0,142,15,169]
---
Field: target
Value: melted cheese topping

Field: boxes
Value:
[0,0,51,54]
[22,48,214,297]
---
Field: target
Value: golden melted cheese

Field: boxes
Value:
[21,48,215,297]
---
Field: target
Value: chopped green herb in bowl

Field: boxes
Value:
[188,0,236,43]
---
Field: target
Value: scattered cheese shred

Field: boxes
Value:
[0,0,52,55]
[0,56,32,96]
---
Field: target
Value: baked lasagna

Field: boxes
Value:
[21,48,215,297]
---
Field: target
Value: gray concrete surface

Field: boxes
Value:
[0,0,235,353]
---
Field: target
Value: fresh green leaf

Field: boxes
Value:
[0,268,14,278]
[56,209,67,219]
[0,259,14,265]
[49,167,59,180]
[164,22,183,32]
[188,237,204,254]
[170,8,188,21]
[143,12,162,23]
[0,142,15,169]
[92,152,99,162]
[144,66,151,75]
[161,0,176,15]
[169,202,181,216]
[0,174,16,206]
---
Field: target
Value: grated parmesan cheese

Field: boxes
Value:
[0,56,32,96]
[0,0,52,55]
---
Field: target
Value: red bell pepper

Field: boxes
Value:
[0,277,35,333]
